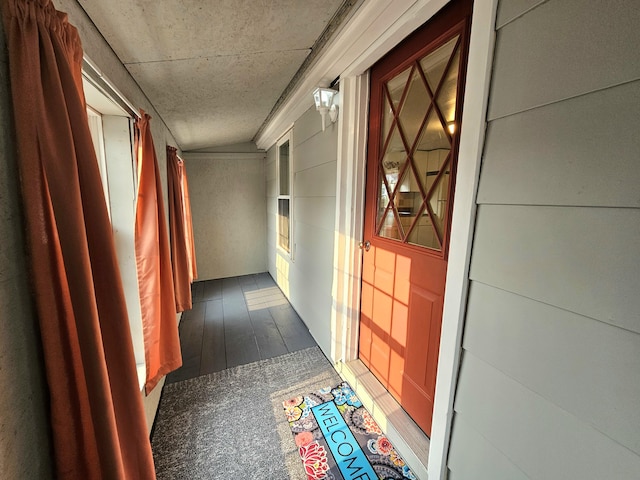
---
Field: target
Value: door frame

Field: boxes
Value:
[330,1,499,478]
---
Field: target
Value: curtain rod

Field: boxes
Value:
[81,55,140,119]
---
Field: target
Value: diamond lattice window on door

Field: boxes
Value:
[376,35,462,251]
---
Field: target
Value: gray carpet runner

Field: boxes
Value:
[151,347,341,479]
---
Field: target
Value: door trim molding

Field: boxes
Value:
[330,72,369,364]
[429,1,499,477]
[330,0,499,478]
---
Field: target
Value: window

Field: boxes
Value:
[83,67,146,390]
[277,132,292,254]
[86,106,111,218]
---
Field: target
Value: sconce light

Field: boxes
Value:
[313,87,339,131]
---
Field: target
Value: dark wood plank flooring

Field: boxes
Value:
[166,272,317,384]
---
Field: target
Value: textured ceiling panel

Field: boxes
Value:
[78,0,346,149]
[127,50,308,149]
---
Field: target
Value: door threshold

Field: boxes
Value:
[336,359,429,479]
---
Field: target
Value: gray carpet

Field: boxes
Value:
[151,347,341,479]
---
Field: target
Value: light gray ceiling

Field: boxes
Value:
[78,0,349,151]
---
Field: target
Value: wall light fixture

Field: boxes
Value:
[313,87,339,131]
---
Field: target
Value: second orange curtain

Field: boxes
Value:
[167,145,198,312]
[134,111,182,394]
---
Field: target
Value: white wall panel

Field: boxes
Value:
[293,104,323,146]
[464,281,640,455]
[265,104,338,358]
[448,415,529,480]
[478,80,640,208]
[294,197,337,231]
[295,162,337,198]
[470,204,640,334]
[266,196,277,217]
[488,0,640,120]
[294,131,339,173]
[266,146,277,181]
[266,178,277,198]
[495,0,545,28]
[294,220,336,266]
[266,144,278,283]
[449,1,640,478]
[455,353,640,479]
[291,236,335,289]
[287,250,334,353]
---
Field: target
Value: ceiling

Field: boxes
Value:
[78,0,353,151]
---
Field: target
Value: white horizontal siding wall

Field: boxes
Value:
[266,105,337,357]
[448,0,640,478]
[266,145,278,275]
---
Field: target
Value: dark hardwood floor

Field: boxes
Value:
[166,272,317,384]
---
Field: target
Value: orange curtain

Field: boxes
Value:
[167,145,198,312]
[134,112,182,394]
[0,0,156,478]
[183,168,198,282]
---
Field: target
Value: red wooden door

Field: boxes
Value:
[359,0,472,436]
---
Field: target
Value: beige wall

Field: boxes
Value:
[266,105,337,357]
[186,152,268,280]
[447,0,640,478]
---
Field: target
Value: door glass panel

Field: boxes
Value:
[398,69,430,150]
[396,167,422,217]
[377,179,393,226]
[415,108,450,155]
[386,66,412,110]
[407,214,439,249]
[421,36,459,97]
[379,209,402,240]
[375,32,461,251]
[428,163,451,240]
[381,125,407,172]
[378,122,407,238]
[436,48,461,127]
[382,95,394,148]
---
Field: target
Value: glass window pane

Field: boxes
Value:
[278,198,290,252]
[377,178,393,227]
[379,209,402,241]
[407,148,450,250]
[407,215,440,249]
[279,140,289,195]
[436,49,460,126]
[398,70,430,150]
[386,66,412,110]
[428,164,450,239]
[421,36,458,99]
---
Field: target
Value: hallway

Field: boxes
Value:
[160,276,431,478]
[166,273,318,384]
[152,274,329,478]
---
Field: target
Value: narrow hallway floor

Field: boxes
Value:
[166,272,317,384]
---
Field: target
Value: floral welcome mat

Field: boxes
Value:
[283,381,416,480]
